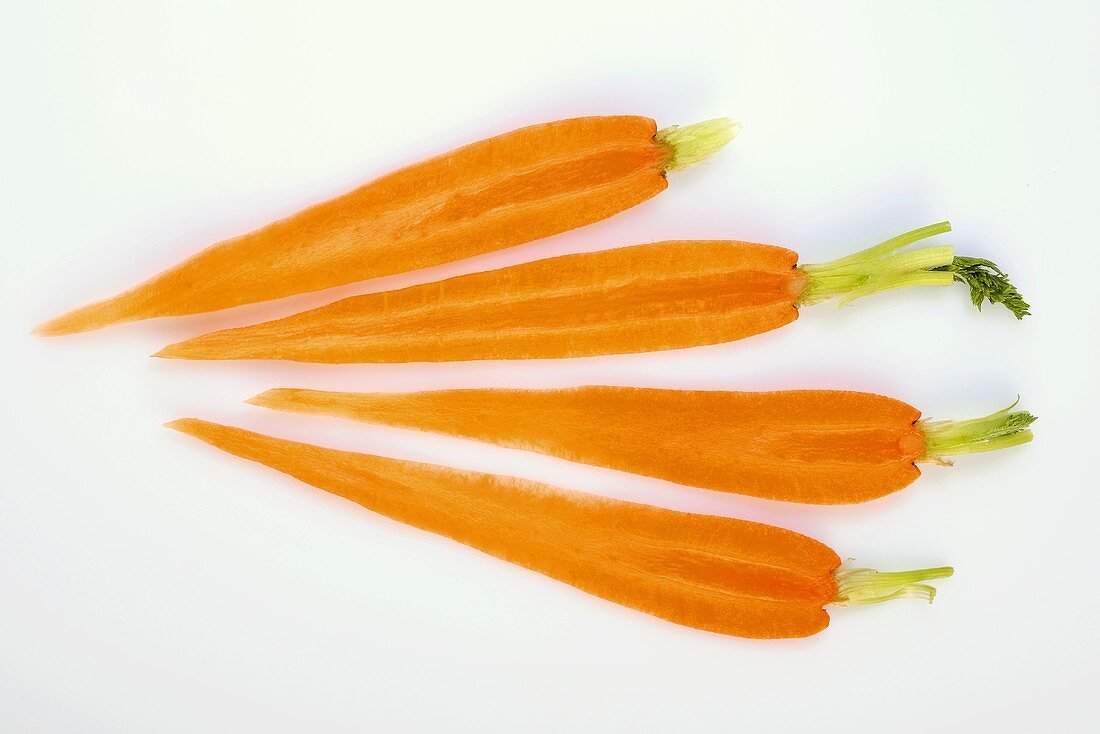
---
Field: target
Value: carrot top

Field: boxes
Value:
[834,566,955,605]
[798,221,1030,318]
[918,400,1037,464]
[654,118,741,171]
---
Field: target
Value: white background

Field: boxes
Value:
[3,1,1098,731]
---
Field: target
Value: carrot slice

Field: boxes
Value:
[167,418,953,638]
[155,222,1029,363]
[247,387,1036,504]
[36,116,736,336]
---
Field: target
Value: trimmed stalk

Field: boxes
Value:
[656,118,741,171]
[919,400,1037,465]
[834,565,955,606]
[798,221,1030,318]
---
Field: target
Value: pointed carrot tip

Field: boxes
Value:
[153,336,242,361]
[243,391,274,407]
[245,389,297,410]
[33,318,68,337]
[33,297,133,336]
[164,418,220,442]
[164,418,196,432]
[152,343,184,359]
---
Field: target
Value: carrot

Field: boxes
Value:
[246,387,1036,504]
[35,116,737,337]
[167,417,953,639]
[154,222,1030,363]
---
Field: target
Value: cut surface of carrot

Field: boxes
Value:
[157,240,800,362]
[37,116,737,336]
[155,222,1029,363]
[248,387,1036,504]
[167,418,953,639]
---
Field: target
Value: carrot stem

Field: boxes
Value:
[833,566,954,606]
[919,400,1037,463]
[798,221,1029,317]
[655,118,741,171]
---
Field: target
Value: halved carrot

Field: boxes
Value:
[36,117,737,336]
[247,387,1036,504]
[168,417,953,639]
[155,222,1029,363]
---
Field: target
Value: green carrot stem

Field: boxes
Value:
[836,271,956,306]
[656,118,741,171]
[833,565,955,606]
[919,400,1037,463]
[812,221,953,269]
[798,221,1030,317]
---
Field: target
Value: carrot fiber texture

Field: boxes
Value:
[248,387,1037,504]
[168,418,952,639]
[155,222,1030,362]
[37,117,737,336]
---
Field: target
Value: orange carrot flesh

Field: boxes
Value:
[247,387,1035,504]
[250,387,919,504]
[37,117,736,336]
[154,222,1028,363]
[156,240,802,362]
[167,418,951,638]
